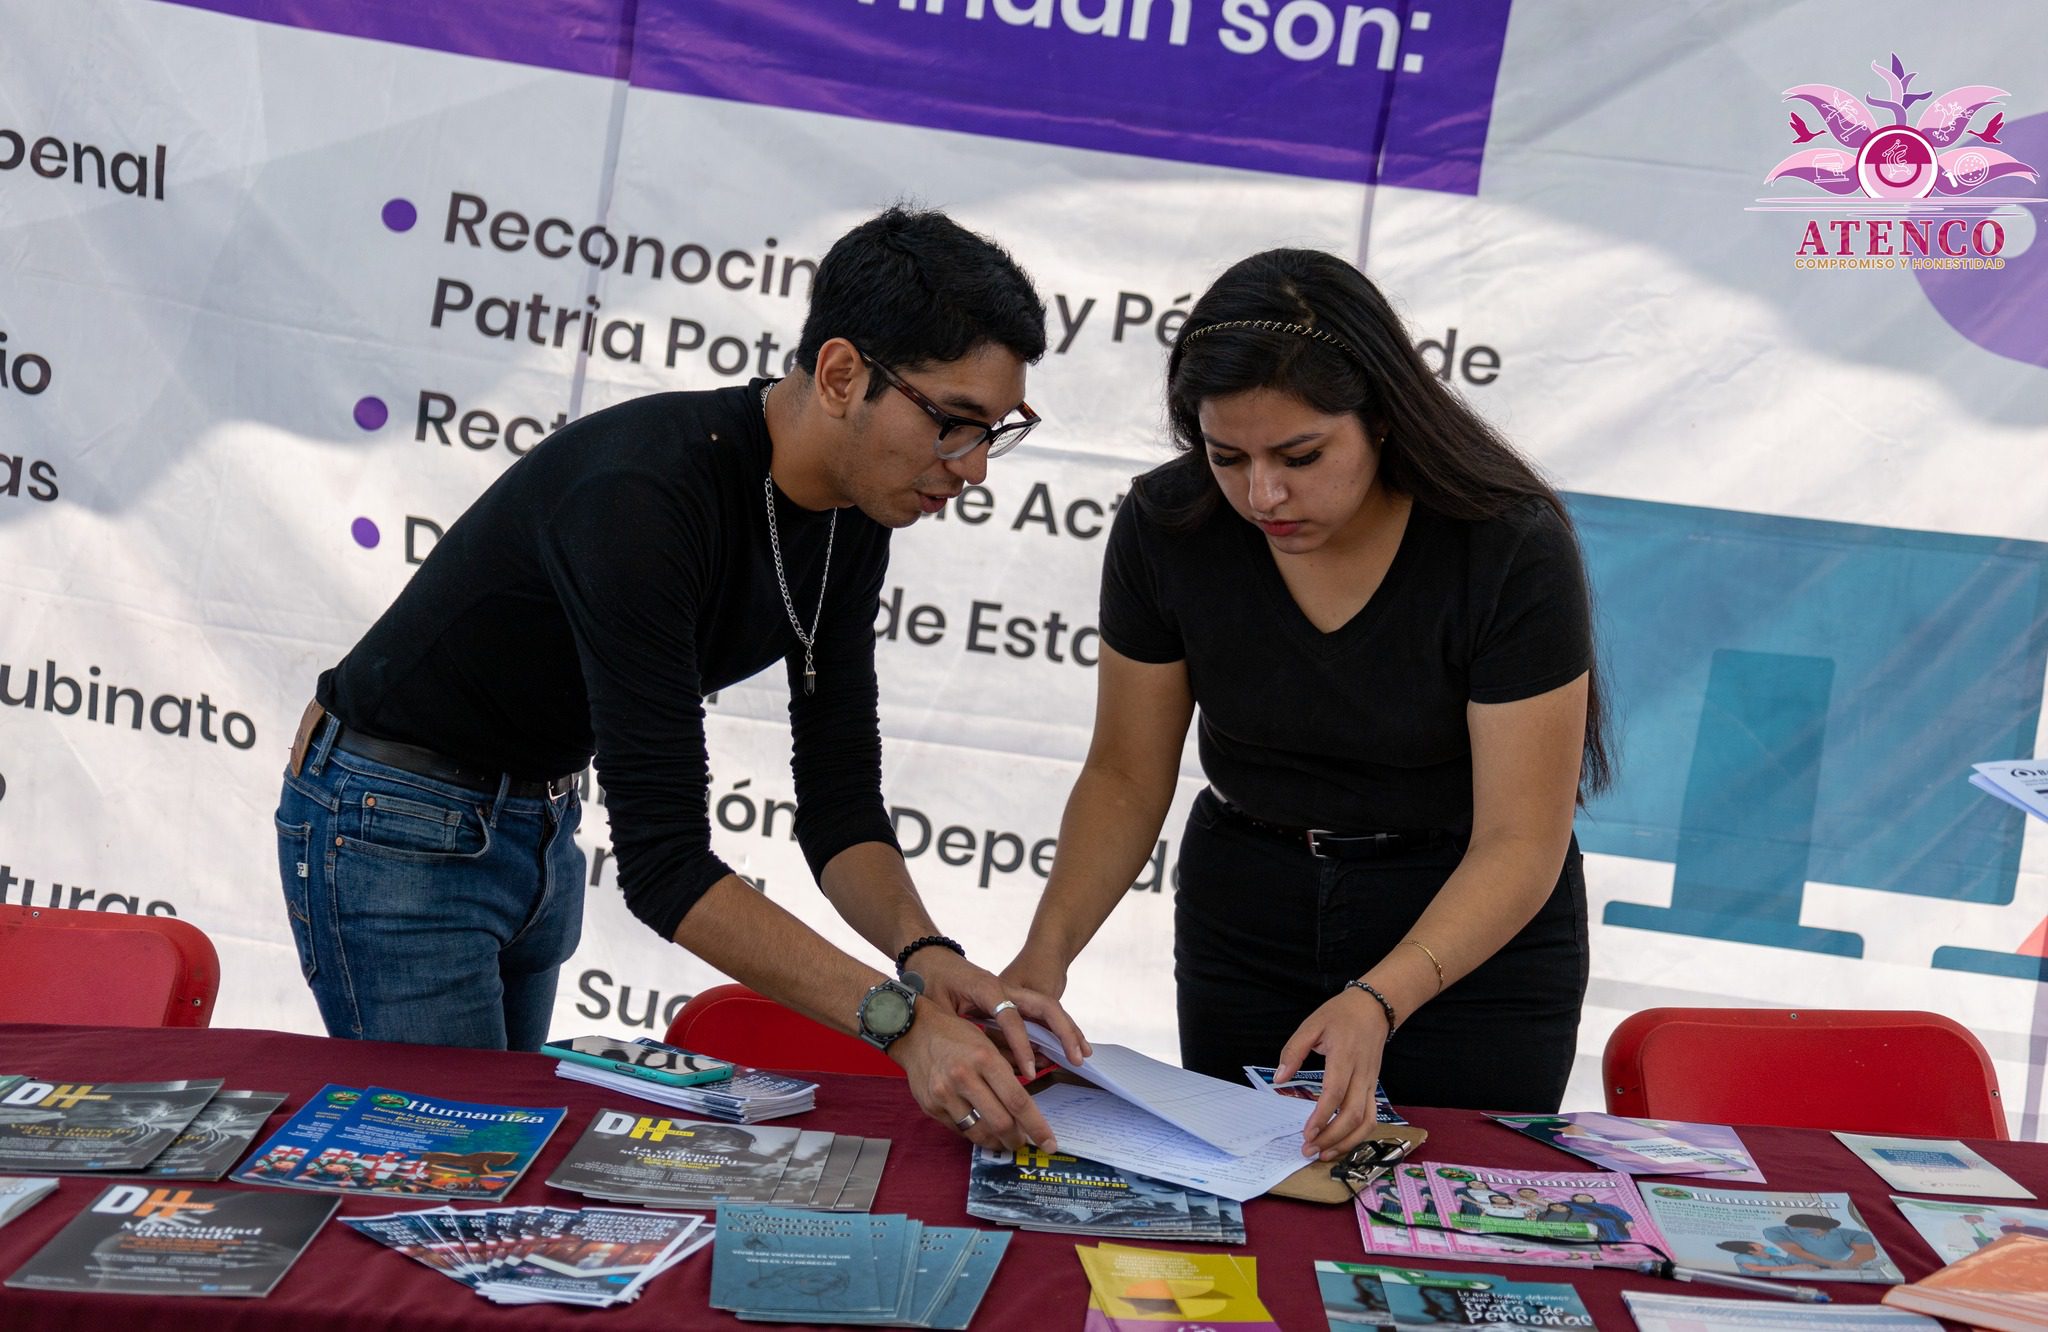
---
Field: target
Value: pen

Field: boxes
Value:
[1670,1265,1831,1303]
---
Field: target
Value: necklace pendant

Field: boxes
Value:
[804,665,817,696]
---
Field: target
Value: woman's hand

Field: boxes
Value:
[1274,987,1391,1160]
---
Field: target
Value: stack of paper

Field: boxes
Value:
[552,1038,817,1122]
[548,1108,888,1210]
[232,1084,564,1200]
[710,1205,1008,1327]
[0,1176,58,1228]
[1318,1260,1595,1329]
[1076,1242,1276,1330]
[6,1183,337,1298]
[967,1145,1245,1243]
[342,1203,707,1307]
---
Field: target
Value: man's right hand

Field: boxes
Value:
[889,1004,1059,1154]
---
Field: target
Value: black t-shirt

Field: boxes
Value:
[318,381,897,940]
[1099,457,1592,831]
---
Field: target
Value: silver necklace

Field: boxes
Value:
[761,381,835,696]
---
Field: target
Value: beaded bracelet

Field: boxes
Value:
[894,934,966,976]
[1343,978,1400,1042]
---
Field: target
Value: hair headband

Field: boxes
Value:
[1177,318,1363,365]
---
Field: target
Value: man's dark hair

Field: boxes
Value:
[1785,1214,1839,1231]
[795,206,1047,397]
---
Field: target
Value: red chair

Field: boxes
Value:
[664,983,905,1077]
[0,905,220,1027]
[1603,1007,2007,1139]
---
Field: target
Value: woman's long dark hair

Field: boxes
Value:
[1159,248,1613,798]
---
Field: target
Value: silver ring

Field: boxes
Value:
[991,1000,1018,1017]
[953,1108,981,1131]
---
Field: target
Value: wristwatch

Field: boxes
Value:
[856,972,925,1051]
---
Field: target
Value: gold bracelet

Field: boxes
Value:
[1402,938,1446,992]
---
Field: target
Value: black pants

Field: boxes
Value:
[1174,788,1588,1112]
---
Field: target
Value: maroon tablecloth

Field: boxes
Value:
[0,1023,2031,1329]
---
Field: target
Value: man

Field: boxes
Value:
[275,207,1086,1151]
[1761,1213,1881,1270]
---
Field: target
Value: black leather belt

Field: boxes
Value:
[307,703,577,800]
[1210,794,1450,861]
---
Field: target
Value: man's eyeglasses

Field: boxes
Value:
[859,350,1040,461]
[1330,1136,1417,1202]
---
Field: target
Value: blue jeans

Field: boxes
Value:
[273,716,585,1051]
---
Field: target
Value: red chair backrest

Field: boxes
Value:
[0,905,220,1028]
[1603,1007,2007,1139]
[664,983,904,1078]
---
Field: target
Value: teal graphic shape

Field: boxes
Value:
[1570,494,2048,959]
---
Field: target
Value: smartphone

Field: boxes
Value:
[541,1035,735,1088]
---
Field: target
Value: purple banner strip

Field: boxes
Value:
[161,0,1511,194]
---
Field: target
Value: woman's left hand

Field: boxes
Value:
[1273,987,1392,1160]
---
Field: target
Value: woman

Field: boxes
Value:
[1001,248,1610,1162]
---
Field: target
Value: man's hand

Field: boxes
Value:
[912,948,1091,1072]
[1274,987,1390,1161]
[889,1004,1062,1153]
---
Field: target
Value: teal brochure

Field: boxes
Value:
[926,1229,1012,1331]
[712,1205,882,1316]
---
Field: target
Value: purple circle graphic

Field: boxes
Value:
[1913,110,2048,368]
[382,198,417,232]
[352,518,381,549]
[353,396,388,431]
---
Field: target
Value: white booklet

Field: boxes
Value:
[1970,761,2048,821]
[1022,1021,1306,1156]
[1623,1291,1939,1330]
[1834,1132,2033,1199]
[1891,1195,2048,1263]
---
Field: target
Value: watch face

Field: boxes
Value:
[864,986,913,1037]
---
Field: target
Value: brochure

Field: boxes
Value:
[1323,1261,1597,1330]
[546,1108,802,1205]
[1077,1242,1277,1330]
[341,1203,707,1307]
[1890,1195,2048,1263]
[770,1129,835,1205]
[0,1078,223,1172]
[1970,761,2048,822]
[1357,1162,1667,1270]
[231,1084,365,1185]
[243,1086,563,1199]
[711,1206,886,1316]
[0,1175,58,1228]
[1881,1232,2048,1331]
[1834,1131,2033,1198]
[1033,1082,1309,1202]
[1623,1290,1940,1330]
[968,1144,1244,1243]
[5,1182,337,1297]
[141,1090,288,1180]
[835,1136,892,1212]
[925,1230,1010,1331]
[1242,1068,1407,1124]
[1493,1112,1763,1180]
[1636,1183,1903,1282]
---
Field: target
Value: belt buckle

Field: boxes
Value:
[1307,829,1336,858]
[545,775,572,802]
